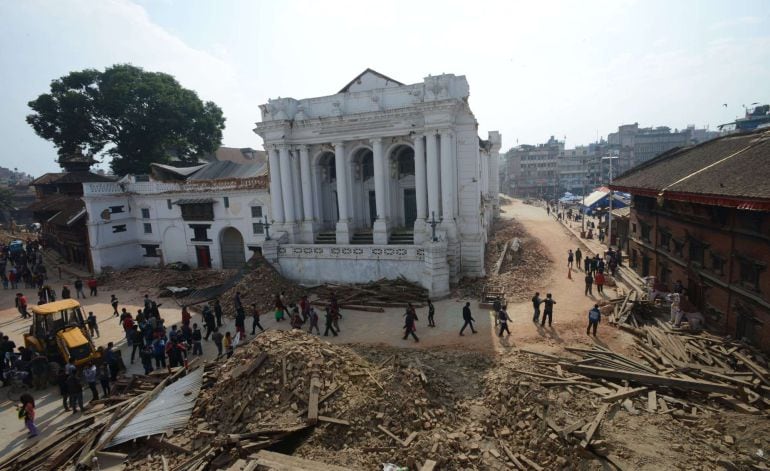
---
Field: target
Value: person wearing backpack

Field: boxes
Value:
[587,304,601,336]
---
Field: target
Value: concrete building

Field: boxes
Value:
[502,136,563,198]
[82,160,270,271]
[254,69,501,297]
[611,129,770,348]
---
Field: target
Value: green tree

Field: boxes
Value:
[0,187,14,211]
[27,64,225,175]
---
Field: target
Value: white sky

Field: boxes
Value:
[1,0,768,175]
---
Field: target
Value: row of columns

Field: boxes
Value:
[267,130,456,243]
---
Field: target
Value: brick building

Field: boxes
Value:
[611,130,770,348]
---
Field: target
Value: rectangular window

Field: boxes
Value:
[141,208,150,219]
[688,239,705,266]
[143,223,152,234]
[109,205,125,214]
[112,224,127,233]
[224,197,230,208]
[739,259,763,292]
[167,199,172,210]
[710,253,724,275]
[180,203,214,221]
[631,223,637,234]
[252,222,264,235]
[659,231,671,251]
[190,224,211,242]
[640,222,651,242]
[673,239,684,257]
[141,244,160,257]
[251,206,263,219]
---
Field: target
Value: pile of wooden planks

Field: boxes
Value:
[0,363,200,471]
[310,277,429,312]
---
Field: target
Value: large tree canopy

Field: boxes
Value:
[27,64,225,175]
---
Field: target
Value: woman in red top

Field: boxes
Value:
[20,393,37,438]
[181,306,191,327]
[594,271,606,295]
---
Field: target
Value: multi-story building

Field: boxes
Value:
[607,123,720,168]
[611,129,770,348]
[502,136,563,198]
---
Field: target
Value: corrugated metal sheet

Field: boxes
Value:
[105,367,204,448]
[187,160,267,181]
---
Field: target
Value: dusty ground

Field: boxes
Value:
[1,200,768,470]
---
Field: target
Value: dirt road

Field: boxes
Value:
[496,199,633,356]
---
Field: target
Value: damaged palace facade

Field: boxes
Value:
[81,70,500,297]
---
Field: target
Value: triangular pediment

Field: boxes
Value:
[338,68,404,94]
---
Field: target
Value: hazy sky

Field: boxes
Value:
[1,0,768,175]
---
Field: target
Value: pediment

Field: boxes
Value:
[338,68,404,94]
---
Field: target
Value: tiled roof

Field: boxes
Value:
[30,171,114,186]
[611,130,770,206]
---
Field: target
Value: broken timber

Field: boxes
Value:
[565,364,737,394]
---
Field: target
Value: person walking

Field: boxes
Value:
[299,295,310,323]
[86,311,99,338]
[567,249,574,270]
[541,294,556,327]
[213,299,223,328]
[97,363,110,397]
[87,277,98,296]
[250,304,264,334]
[402,306,419,342]
[56,369,69,411]
[587,304,601,336]
[498,308,511,337]
[61,285,71,299]
[152,338,166,368]
[459,302,477,335]
[223,332,234,359]
[66,373,84,414]
[83,362,99,401]
[212,328,224,357]
[583,256,591,274]
[531,292,542,323]
[105,342,119,381]
[110,294,119,317]
[274,294,286,322]
[234,307,246,339]
[575,248,583,271]
[594,270,605,295]
[427,299,436,327]
[323,307,338,337]
[191,323,203,356]
[16,293,29,319]
[19,393,37,439]
[584,272,593,296]
[202,305,215,341]
[140,345,154,374]
[308,307,320,335]
[181,306,191,328]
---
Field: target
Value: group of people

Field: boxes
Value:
[1,238,45,291]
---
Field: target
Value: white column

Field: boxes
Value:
[334,142,351,243]
[372,138,389,244]
[279,145,296,223]
[414,135,427,221]
[268,147,285,223]
[440,130,455,222]
[426,132,440,221]
[299,145,313,220]
[291,150,303,221]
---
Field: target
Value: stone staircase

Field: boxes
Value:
[314,231,336,244]
[351,230,373,245]
[388,230,414,245]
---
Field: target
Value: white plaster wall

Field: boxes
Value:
[279,257,424,288]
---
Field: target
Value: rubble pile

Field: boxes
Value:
[454,218,552,303]
[217,255,306,317]
[99,265,234,295]
[310,277,429,312]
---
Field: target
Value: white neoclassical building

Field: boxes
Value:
[255,69,501,297]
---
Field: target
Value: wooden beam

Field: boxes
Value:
[403,431,418,447]
[517,453,544,471]
[253,450,353,471]
[307,372,322,425]
[565,364,737,394]
[581,403,609,448]
[318,416,350,426]
[377,425,406,446]
[647,391,657,413]
[601,386,648,403]
[419,459,437,471]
